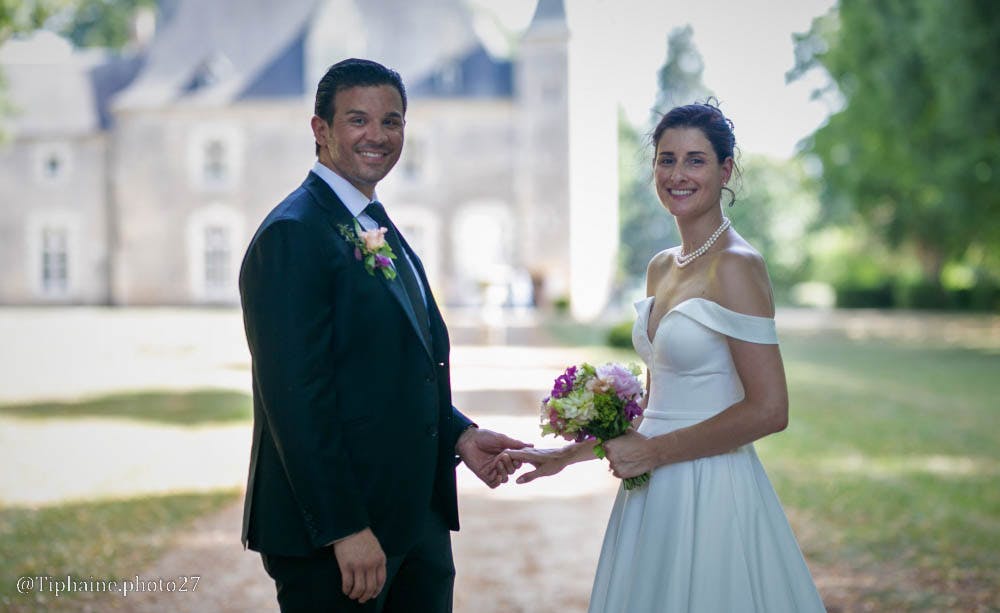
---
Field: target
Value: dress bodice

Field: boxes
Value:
[632,296,777,420]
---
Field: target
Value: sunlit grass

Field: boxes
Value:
[0,390,252,426]
[0,489,241,610]
[764,334,1000,609]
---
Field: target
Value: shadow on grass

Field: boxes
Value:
[0,390,252,426]
[0,488,241,610]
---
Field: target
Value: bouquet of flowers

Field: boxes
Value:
[541,362,650,490]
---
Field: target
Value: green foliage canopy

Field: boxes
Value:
[789,0,1000,283]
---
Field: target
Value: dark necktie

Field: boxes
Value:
[364,201,431,339]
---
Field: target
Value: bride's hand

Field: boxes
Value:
[603,429,655,479]
[506,447,572,484]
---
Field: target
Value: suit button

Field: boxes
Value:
[426,426,438,438]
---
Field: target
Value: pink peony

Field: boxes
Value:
[360,227,388,251]
[596,363,643,400]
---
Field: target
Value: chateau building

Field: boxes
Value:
[0,0,617,317]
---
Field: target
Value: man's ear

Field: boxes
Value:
[311,115,328,147]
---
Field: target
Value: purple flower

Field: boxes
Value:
[354,247,363,261]
[624,399,643,422]
[550,365,577,399]
[374,254,392,269]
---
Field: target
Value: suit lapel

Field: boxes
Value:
[395,230,442,350]
[302,172,435,362]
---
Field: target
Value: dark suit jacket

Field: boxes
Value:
[239,171,474,557]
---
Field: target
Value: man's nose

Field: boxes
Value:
[365,122,389,143]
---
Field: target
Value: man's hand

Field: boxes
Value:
[456,427,531,488]
[332,528,386,603]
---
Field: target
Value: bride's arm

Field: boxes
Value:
[507,439,600,484]
[604,250,788,479]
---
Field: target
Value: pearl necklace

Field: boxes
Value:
[675,217,731,268]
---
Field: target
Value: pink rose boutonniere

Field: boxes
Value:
[338,220,397,280]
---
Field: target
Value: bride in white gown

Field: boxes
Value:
[508,103,825,612]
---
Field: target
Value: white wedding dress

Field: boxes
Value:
[588,297,825,613]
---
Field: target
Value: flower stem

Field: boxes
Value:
[623,472,651,490]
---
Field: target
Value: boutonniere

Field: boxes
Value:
[337,219,397,280]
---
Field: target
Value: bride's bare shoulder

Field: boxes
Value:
[647,247,679,277]
[711,241,774,317]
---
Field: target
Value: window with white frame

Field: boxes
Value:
[203,225,231,293]
[40,226,69,295]
[186,204,243,303]
[401,135,425,181]
[203,139,228,184]
[188,125,242,191]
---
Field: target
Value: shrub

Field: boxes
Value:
[834,283,895,308]
[606,320,634,348]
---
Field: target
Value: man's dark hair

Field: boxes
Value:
[313,58,407,155]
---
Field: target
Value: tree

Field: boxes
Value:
[618,110,677,281]
[0,1,69,42]
[727,155,821,301]
[651,24,712,121]
[789,0,1000,287]
[56,0,157,49]
[618,26,710,283]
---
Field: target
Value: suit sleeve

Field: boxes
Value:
[449,405,476,452]
[240,219,368,548]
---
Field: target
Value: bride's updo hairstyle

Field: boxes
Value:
[651,100,741,205]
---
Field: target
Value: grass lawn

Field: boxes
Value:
[767,333,999,610]
[544,317,1000,611]
[0,390,252,425]
[0,489,241,611]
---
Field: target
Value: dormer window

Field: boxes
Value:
[185,52,234,92]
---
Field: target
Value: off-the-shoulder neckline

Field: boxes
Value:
[637,296,774,346]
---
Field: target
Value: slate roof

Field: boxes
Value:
[112,0,515,111]
[112,0,318,109]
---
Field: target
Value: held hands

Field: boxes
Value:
[504,429,657,485]
[505,447,573,484]
[456,428,531,488]
[332,527,386,603]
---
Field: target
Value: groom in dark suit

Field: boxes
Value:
[239,58,526,612]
